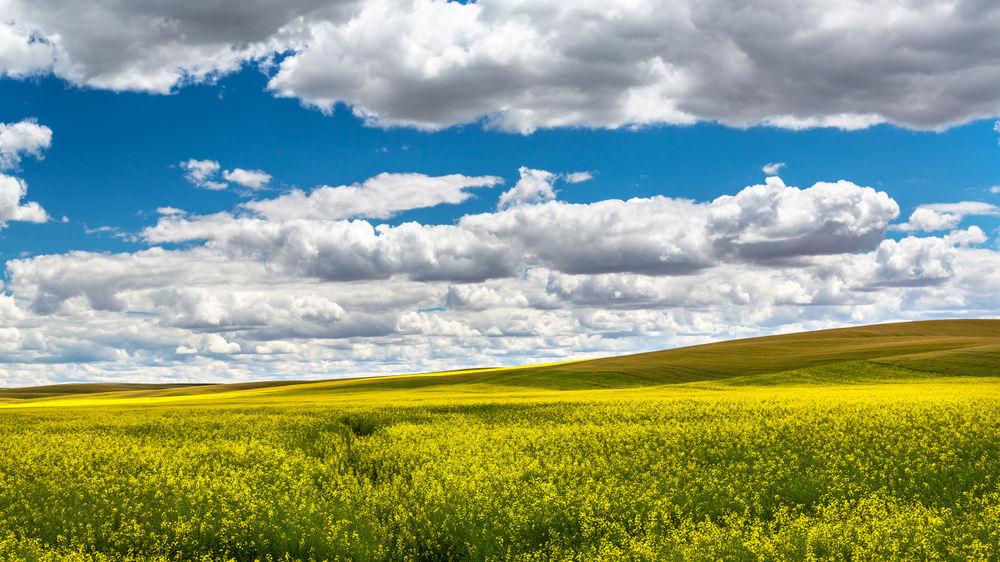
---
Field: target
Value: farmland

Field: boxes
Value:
[1,320,998,560]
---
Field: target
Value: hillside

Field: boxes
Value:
[1,320,999,559]
[537,318,1000,382]
[2,318,998,406]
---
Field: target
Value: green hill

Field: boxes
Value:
[2,319,998,406]
[524,318,1000,384]
[260,318,1000,394]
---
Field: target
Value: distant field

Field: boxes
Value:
[0,320,998,560]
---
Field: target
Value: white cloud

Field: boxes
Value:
[476,196,716,275]
[265,0,1000,132]
[181,160,273,192]
[223,168,271,190]
[201,334,242,355]
[944,226,989,248]
[920,202,1000,215]
[179,159,227,190]
[0,21,56,78]
[8,221,1000,386]
[494,169,592,210]
[0,119,52,170]
[0,0,322,94]
[144,172,900,282]
[478,176,897,277]
[497,167,558,209]
[898,208,962,232]
[990,186,1000,194]
[4,166,1000,385]
[0,174,48,227]
[761,114,887,131]
[706,177,898,260]
[870,236,960,287]
[145,216,516,283]
[83,225,126,238]
[0,120,51,228]
[857,228,986,288]
[564,171,593,184]
[895,201,1000,232]
[445,284,532,311]
[6,1,1000,132]
[762,162,785,176]
[245,172,502,220]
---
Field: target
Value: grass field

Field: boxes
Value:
[0,320,998,560]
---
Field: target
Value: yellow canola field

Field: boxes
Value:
[0,367,998,561]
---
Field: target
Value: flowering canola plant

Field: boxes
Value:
[0,363,998,560]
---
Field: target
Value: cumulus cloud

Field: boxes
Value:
[144,172,901,282]
[223,168,271,190]
[542,266,854,312]
[245,172,503,220]
[266,0,1000,132]
[175,334,242,355]
[5,166,1000,385]
[866,227,987,287]
[898,209,961,232]
[895,201,1000,232]
[762,162,785,175]
[497,167,558,209]
[204,334,242,354]
[145,216,516,283]
[0,21,56,78]
[6,1,1000,132]
[179,159,226,190]
[0,0,332,94]
[707,177,898,260]
[474,196,717,275]
[153,171,901,290]
[8,247,244,314]
[9,219,1000,385]
[0,174,48,227]
[0,119,52,170]
[496,168,594,209]
[0,120,52,227]
[445,284,531,311]
[431,178,881,276]
[181,160,274,191]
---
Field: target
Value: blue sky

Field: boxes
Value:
[2,1,1000,385]
[6,69,999,256]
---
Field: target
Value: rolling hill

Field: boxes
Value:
[1,320,999,559]
[2,318,998,406]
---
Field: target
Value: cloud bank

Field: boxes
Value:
[3,166,999,386]
[5,1,1000,132]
